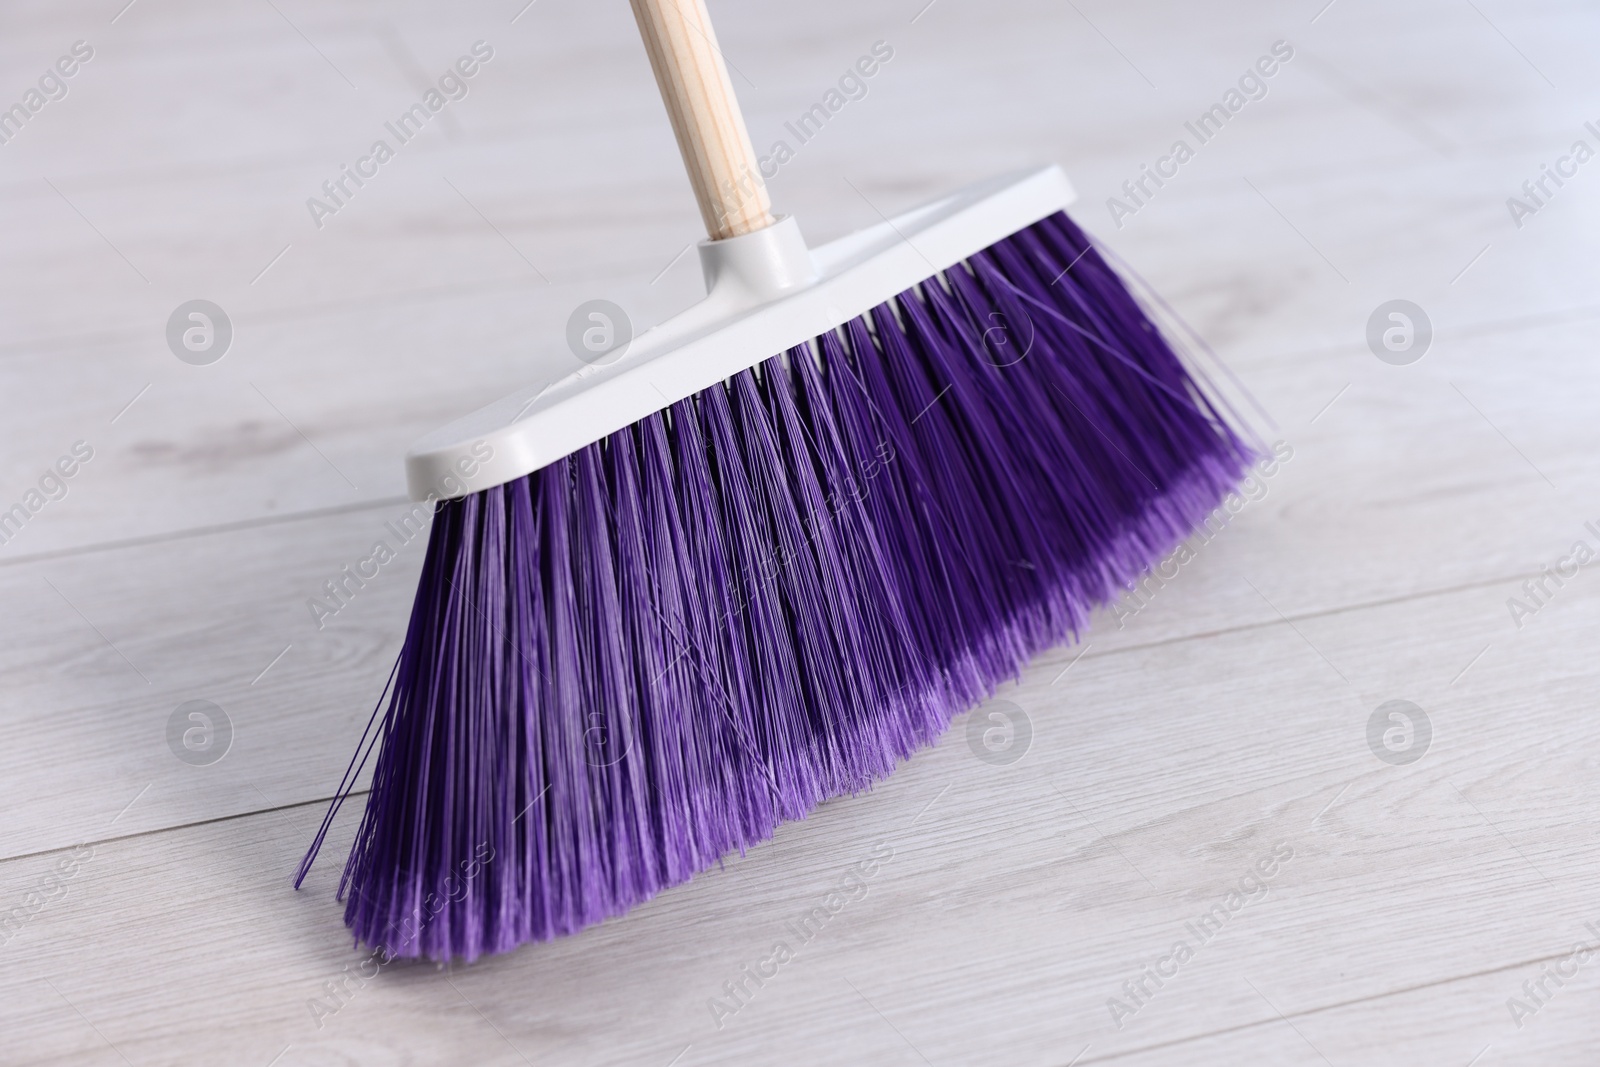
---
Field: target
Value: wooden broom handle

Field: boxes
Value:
[629,0,776,240]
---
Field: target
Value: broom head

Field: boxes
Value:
[297,167,1258,962]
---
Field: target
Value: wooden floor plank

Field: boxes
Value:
[3,308,1596,860]
[3,570,1599,1065]
[1,0,1597,553]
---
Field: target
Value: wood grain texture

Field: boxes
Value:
[2,0,1598,1063]
[629,0,775,238]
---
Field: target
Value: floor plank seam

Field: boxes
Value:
[1065,949,1586,1065]
[0,496,412,568]
[0,792,369,867]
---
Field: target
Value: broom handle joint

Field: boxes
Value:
[629,0,776,240]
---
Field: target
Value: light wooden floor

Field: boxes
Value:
[3,0,1598,1063]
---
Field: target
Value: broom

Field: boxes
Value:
[296,0,1258,963]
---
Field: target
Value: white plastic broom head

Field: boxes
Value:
[405,164,1076,501]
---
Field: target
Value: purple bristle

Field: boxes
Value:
[297,211,1259,962]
